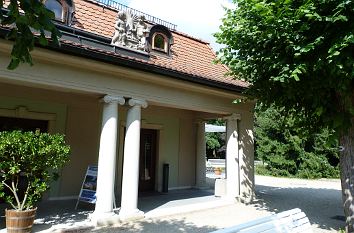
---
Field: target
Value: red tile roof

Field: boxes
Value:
[69,0,248,89]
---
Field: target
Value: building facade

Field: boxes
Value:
[0,0,255,224]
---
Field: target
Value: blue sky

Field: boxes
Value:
[116,0,234,51]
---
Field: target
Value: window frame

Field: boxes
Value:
[44,0,69,23]
[152,33,168,53]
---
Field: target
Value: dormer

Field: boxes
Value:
[148,25,173,55]
[44,0,75,25]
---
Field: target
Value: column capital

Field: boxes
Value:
[102,95,125,105]
[128,99,148,108]
[224,113,241,121]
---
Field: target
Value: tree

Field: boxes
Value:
[0,0,60,69]
[205,119,225,159]
[215,0,354,230]
[255,104,339,179]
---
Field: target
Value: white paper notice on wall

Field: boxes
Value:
[75,165,98,209]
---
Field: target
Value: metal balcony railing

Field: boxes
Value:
[95,0,177,31]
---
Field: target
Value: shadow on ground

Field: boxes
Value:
[138,189,214,212]
[253,184,344,232]
[0,189,216,232]
[94,218,218,233]
[0,200,93,231]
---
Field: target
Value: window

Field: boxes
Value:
[44,0,73,23]
[152,33,167,53]
[148,25,173,55]
[45,0,63,21]
[0,116,48,132]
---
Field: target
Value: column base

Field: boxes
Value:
[237,193,254,204]
[221,195,239,204]
[90,211,120,226]
[119,208,145,221]
[214,178,226,197]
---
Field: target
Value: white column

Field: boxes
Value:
[92,95,125,224]
[196,120,207,188]
[119,98,147,221]
[225,113,241,199]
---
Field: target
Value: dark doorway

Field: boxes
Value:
[0,116,48,132]
[139,129,157,192]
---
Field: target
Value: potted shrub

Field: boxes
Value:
[0,130,70,232]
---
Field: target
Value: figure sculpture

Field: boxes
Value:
[125,10,136,40]
[111,11,127,46]
[135,15,149,50]
[111,10,150,51]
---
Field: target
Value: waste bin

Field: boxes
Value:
[162,163,169,193]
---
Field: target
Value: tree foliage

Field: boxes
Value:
[0,130,70,210]
[0,0,60,69]
[255,105,339,178]
[216,0,354,132]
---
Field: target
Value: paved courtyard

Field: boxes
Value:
[96,175,343,233]
[253,176,343,233]
[0,175,344,232]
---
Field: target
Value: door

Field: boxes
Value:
[139,129,157,192]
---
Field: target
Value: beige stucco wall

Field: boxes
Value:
[0,83,101,198]
[59,102,101,197]
[178,117,197,188]
[115,106,197,195]
[143,107,198,190]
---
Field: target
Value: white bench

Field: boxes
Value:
[210,208,312,233]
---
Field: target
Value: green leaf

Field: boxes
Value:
[7,58,20,70]
[16,15,29,25]
[333,15,348,22]
[2,0,61,69]
[300,44,314,53]
[315,107,324,116]
[38,34,48,46]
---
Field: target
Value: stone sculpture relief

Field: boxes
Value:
[111,10,150,51]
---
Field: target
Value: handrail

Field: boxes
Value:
[94,0,177,31]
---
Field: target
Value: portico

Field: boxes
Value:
[90,94,253,223]
[91,96,149,222]
[0,54,255,225]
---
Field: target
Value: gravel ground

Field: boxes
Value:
[254,176,343,233]
[94,175,343,233]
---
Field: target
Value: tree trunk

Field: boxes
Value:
[340,118,354,233]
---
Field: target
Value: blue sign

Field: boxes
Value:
[76,165,98,207]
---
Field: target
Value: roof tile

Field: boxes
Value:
[69,0,248,88]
